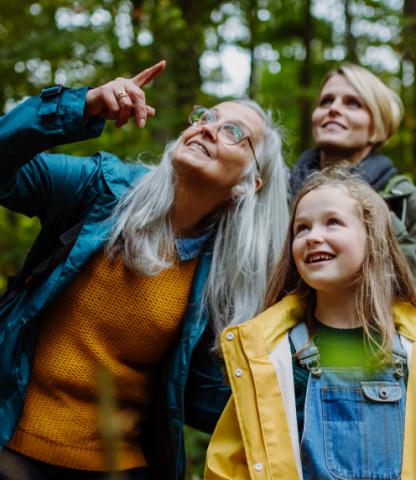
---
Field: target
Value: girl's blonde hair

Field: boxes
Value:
[266,168,416,357]
[321,63,404,148]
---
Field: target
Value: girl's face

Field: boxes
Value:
[311,74,373,163]
[292,185,367,294]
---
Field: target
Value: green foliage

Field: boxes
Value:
[0,209,40,292]
[184,426,211,479]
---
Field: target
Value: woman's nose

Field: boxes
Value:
[199,122,218,140]
[328,98,342,115]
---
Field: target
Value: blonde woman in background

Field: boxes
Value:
[290,63,416,275]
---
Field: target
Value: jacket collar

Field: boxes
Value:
[290,148,397,197]
[101,155,150,200]
[393,302,416,340]
[227,294,416,359]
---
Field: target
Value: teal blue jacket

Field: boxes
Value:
[0,86,229,479]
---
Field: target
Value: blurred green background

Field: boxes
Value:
[1,0,416,476]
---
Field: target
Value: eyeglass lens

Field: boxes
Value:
[189,107,245,145]
[188,106,260,172]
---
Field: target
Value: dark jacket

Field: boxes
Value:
[0,86,230,479]
[290,149,416,276]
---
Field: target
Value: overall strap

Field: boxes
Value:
[290,322,321,375]
[392,332,407,380]
[392,332,407,360]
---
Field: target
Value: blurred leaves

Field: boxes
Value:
[183,426,211,480]
[0,210,39,291]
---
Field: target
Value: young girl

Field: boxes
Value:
[205,169,416,479]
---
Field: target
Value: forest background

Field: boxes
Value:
[1,0,416,478]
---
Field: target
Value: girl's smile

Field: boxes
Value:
[304,251,336,264]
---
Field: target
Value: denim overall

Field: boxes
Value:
[290,322,407,480]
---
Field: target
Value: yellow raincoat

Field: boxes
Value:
[205,294,416,479]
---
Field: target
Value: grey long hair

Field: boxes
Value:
[106,100,289,344]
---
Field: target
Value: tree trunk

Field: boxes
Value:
[344,0,357,62]
[246,0,258,98]
[403,0,416,171]
[299,0,313,152]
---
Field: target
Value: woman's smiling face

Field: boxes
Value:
[312,74,373,163]
[171,102,264,195]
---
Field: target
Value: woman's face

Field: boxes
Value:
[172,102,263,196]
[311,74,373,162]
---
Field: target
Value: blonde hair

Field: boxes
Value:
[266,168,416,358]
[321,63,404,147]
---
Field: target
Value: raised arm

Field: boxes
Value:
[0,60,165,178]
[0,61,165,218]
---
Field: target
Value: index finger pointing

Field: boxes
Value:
[132,60,166,88]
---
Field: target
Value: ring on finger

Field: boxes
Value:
[116,91,129,101]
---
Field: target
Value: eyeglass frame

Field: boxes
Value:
[188,106,261,173]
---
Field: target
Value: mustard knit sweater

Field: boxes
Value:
[8,249,198,471]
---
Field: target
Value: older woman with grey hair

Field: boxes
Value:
[0,61,289,480]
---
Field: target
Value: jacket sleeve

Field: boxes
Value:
[184,326,231,433]
[0,87,105,219]
[387,178,416,278]
[204,396,251,480]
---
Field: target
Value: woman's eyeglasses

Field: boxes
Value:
[188,106,260,172]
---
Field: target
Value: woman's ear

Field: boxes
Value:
[229,176,263,201]
[255,176,263,192]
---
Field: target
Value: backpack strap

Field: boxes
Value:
[380,174,416,223]
[381,174,416,199]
